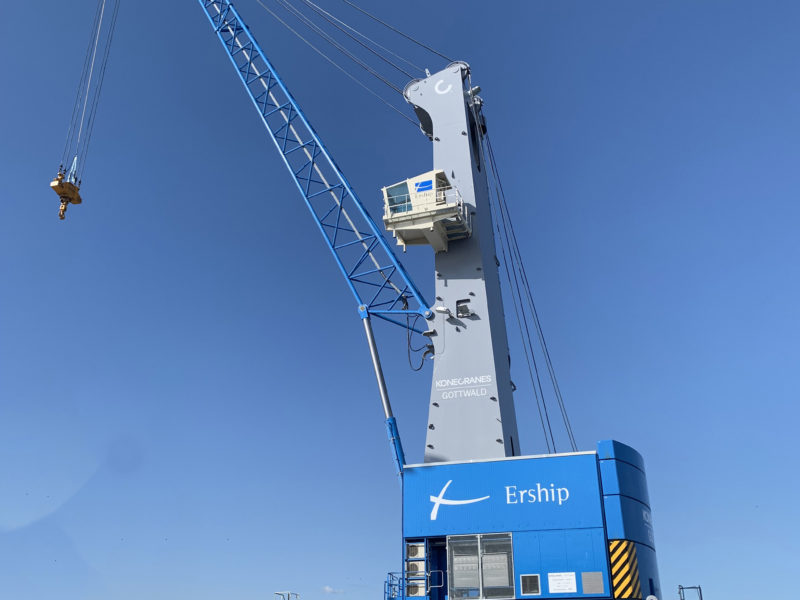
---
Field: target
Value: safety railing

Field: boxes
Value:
[384,572,404,600]
[385,185,465,217]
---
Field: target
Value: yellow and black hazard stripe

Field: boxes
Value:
[609,539,642,599]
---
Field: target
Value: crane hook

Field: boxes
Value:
[50,169,83,221]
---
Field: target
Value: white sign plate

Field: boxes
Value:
[548,572,577,594]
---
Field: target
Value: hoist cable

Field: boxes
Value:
[273,0,405,94]
[488,163,555,453]
[74,0,108,154]
[485,134,578,451]
[339,0,454,63]
[255,0,418,126]
[61,0,104,168]
[78,0,121,181]
[298,0,417,79]
[497,219,555,453]
[488,139,575,451]
[472,102,555,453]
[299,0,425,74]
[499,213,557,453]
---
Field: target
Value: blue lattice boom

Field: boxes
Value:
[198,0,431,328]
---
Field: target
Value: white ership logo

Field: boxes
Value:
[429,480,490,520]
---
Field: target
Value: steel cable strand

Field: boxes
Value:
[255,0,418,126]
[299,0,424,73]
[61,0,105,168]
[486,136,578,451]
[78,0,121,181]
[74,0,108,156]
[274,0,404,94]
[487,139,577,450]
[478,126,556,453]
[487,137,576,450]
[494,183,557,453]
[339,0,453,63]
[298,0,417,79]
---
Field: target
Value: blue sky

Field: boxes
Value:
[2,1,799,599]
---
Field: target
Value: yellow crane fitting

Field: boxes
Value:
[50,171,83,220]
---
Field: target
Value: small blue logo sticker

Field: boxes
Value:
[415,180,433,192]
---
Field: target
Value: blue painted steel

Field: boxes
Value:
[197,0,431,324]
[513,529,610,597]
[598,440,661,599]
[414,180,433,192]
[597,441,654,550]
[597,439,646,471]
[403,453,604,538]
[400,443,662,599]
[403,453,610,598]
[385,416,406,474]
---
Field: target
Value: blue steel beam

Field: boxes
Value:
[198,0,431,324]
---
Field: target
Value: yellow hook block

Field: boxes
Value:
[50,172,82,220]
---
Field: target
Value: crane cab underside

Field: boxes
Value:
[389,441,660,600]
[382,170,472,252]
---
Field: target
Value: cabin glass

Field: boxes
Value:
[385,182,411,214]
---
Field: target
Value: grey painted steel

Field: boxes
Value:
[363,316,394,420]
[404,63,520,463]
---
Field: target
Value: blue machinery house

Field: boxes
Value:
[388,441,659,600]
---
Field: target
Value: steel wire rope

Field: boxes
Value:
[496,211,555,454]
[213,2,406,299]
[60,0,104,168]
[298,0,425,74]
[466,92,556,453]
[77,0,121,181]
[74,0,108,158]
[272,0,405,94]
[488,167,556,453]
[485,134,578,451]
[297,0,417,79]
[255,0,418,126]
[488,142,574,452]
[339,0,454,63]
[487,139,577,451]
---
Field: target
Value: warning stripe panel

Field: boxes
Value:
[609,539,642,599]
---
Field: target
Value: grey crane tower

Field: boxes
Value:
[383,62,519,463]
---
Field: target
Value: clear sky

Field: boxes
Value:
[2,1,799,599]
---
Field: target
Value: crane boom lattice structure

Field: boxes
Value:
[199,0,431,327]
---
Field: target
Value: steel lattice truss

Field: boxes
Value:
[199,0,431,327]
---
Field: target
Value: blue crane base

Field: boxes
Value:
[387,441,660,600]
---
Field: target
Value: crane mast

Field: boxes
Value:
[403,64,520,463]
